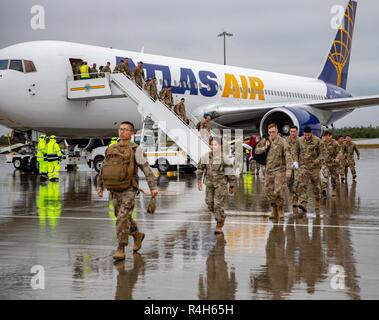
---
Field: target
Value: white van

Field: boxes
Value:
[89,133,196,174]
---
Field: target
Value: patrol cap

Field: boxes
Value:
[304,126,312,133]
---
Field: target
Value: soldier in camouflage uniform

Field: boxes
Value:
[114,58,131,77]
[297,127,323,214]
[132,61,146,88]
[159,85,174,109]
[320,131,341,197]
[286,126,300,214]
[197,137,235,234]
[100,61,112,77]
[173,98,188,123]
[72,61,81,80]
[255,123,293,220]
[197,114,212,142]
[144,76,158,101]
[97,121,158,261]
[344,134,360,182]
[336,135,347,183]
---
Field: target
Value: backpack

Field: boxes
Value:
[100,143,138,192]
[253,143,270,166]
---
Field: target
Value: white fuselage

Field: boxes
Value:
[0,41,330,137]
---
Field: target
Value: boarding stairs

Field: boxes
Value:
[67,73,210,163]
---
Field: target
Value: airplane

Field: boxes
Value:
[0,0,378,151]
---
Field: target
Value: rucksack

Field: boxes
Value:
[253,144,270,166]
[100,143,139,192]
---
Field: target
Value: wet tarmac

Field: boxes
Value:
[0,150,379,300]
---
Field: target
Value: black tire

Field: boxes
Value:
[12,158,22,170]
[20,157,30,172]
[157,158,170,174]
[29,156,38,174]
[181,167,197,174]
[93,156,104,173]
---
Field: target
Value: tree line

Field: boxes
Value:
[332,126,379,139]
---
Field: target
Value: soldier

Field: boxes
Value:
[100,61,112,77]
[197,136,235,234]
[90,63,98,78]
[344,134,360,182]
[36,134,48,180]
[132,61,146,88]
[114,58,131,77]
[72,61,81,80]
[45,135,62,182]
[173,98,188,123]
[321,131,341,197]
[336,135,347,183]
[97,121,158,261]
[255,123,293,220]
[159,85,174,109]
[196,113,212,142]
[144,76,158,101]
[286,126,300,214]
[297,127,323,214]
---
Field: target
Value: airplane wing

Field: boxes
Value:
[206,94,379,119]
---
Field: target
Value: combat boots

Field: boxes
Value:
[215,220,225,234]
[331,188,336,197]
[269,205,278,220]
[133,232,145,252]
[113,244,126,261]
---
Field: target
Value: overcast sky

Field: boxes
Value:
[0,0,378,135]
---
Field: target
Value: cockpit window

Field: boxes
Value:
[0,60,9,70]
[24,60,37,73]
[9,60,23,72]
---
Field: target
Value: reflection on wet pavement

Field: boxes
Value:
[0,150,379,299]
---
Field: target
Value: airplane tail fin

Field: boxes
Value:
[318,0,357,89]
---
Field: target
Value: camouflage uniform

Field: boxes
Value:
[98,141,157,247]
[286,136,300,207]
[144,80,158,101]
[73,65,81,80]
[197,119,212,142]
[197,151,235,225]
[90,67,98,78]
[345,141,360,181]
[132,66,146,88]
[114,62,131,77]
[255,136,293,217]
[173,101,187,122]
[159,88,174,108]
[336,141,347,182]
[321,139,341,196]
[100,65,111,77]
[297,135,323,210]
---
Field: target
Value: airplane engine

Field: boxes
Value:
[65,139,96,151]
[259,107,322,138]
